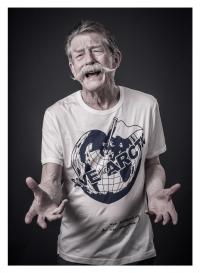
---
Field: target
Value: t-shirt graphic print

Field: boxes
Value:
[71,117,145,204]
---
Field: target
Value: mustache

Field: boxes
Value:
[71,63,117,82]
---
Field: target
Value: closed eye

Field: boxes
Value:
[92,47,104,53]
[93,49,103,52]
[75,53,83,59]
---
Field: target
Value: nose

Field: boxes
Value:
[84,49,95,65]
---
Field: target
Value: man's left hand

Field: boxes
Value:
[146,183,181,225]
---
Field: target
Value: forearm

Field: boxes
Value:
[145,157,166,199]
[39,163,63,204]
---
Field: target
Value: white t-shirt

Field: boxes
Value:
[41,86,166,265]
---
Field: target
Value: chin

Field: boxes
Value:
[82,78,105,92]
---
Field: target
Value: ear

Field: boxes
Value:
[69,60,76,77]
[112,50,122,69]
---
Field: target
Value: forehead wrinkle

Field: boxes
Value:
[72,44,104,53]
[70,33,107,51]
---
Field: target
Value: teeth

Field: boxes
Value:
[85,71,101,78]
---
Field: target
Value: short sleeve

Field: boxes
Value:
[146,100,167,159]
[41,110,63,166]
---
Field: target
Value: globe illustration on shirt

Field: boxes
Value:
[71,117,145,204]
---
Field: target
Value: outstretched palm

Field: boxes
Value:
[25,177,67,229]
[147,183,181,225]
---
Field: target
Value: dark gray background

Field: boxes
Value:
[8,8,192,265]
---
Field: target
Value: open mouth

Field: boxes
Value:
[85,71,101,78]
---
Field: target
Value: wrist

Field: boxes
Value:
[147,187,164,201]
[39,183,62,205]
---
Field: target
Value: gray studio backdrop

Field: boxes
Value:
[8,8,192,265]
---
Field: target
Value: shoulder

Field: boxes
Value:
[45,90,80,116]
[121,86,158,108]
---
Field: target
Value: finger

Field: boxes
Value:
[25,206,37,224]
[168,207,178,225]
[162,212,170,225]
[26,177,42,196]
[167,183,181,197]
[154,214,163,223]
[47,213,63,222]
[37,215,47,229]
[52,199,68,215]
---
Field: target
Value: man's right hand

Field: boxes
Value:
[25,177,67,229]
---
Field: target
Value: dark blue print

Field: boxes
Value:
[71,118,145,204]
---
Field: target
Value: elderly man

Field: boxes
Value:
[25,20,180,265]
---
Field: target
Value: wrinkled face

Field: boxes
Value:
[69,32,116,91]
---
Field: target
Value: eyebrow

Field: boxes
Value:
[73,49,84,53]
[73,45,104,53]
[90,45,104,49]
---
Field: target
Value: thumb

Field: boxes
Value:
[52,199,68,215]
[26,177,42,196]
[145,209,155,215]
[167,183,181,197]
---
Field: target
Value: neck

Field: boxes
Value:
[81,84,120,110]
